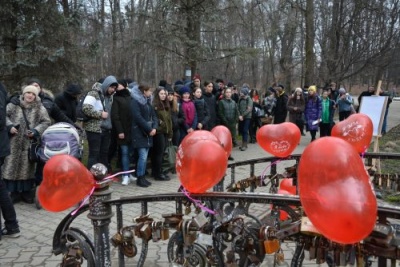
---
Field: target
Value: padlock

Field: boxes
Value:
[151,222,160,242]
[160,223,170,240]
[309,237,317,260]
[339,250,346,266]
[300,216,321,235]
[316,245,325,264]
[275,248,285,266]
[134,213,152,223]
[194,206,201,214]
[258,226,266,254]
[193,212,208,229]
[184,203,192,215]
[139,223,152,241]
[197,232,213,246]
[334,248,341,266]
[183,220,196,246]
[264,227,280,254]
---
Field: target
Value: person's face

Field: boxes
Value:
[108,85,116,94]
[193,79,200,87]
[322,91,328,99]
[144,89,152,98]
[368,86,375,93]
[296,91,302,96]
[308,89,315,96]
[24,92,36,102]
[225,89,232,99]
[167,93,174,101]
[218,82,224,89]
[205,83,213,93]
[182,92,190,100]
[193,88,202,99]
[158,89,167,101]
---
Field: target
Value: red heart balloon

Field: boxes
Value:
[331,113,373,153]
[38,155,95,212]
[298,137,377,244]
[181,130,219,148]
[177,138,227,193]
[280,178,297,195]
[256,122,301,157]
[211,125,232,156]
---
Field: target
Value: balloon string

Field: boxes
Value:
[260,159,283,185]
[96,169,136,186]
[71,169,135,215]
[180,186,216,215]
[71,186,95,216]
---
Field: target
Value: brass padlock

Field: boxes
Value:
[275,248,285,266]
[264,227,280,254]
[160,223,170,240]
[184,203,192,215]
[183,220,196,246]
[139,223,152,241]
[134,213,153,223]
[151,222,160,242]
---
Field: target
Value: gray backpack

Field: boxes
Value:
[38,122,82,162]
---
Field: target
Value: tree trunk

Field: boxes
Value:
[304,0,315,86]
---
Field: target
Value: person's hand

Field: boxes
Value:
[197,123,203,129]
[187,128,194,133]
[10,127,18,135]
[118,133,125,139]
[149,129,156,136]
[293,107,297,111]
[239,115,243,121]
[101,111,108,119]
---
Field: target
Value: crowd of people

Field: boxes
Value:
[0,76,394,241]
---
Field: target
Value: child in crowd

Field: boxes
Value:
[178,86,197,143]
[192,87,210,130]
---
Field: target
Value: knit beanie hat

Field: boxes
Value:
[23,85,40,97]
[339,88,346,94]
[295,87,303,94]
[179,86,190,95]
[27,78,42,89]
[240,87,249,96]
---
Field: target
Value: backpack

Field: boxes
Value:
[38,122,82,162]
[76,90,104,122]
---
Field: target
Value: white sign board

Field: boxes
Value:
[359,96,388,136]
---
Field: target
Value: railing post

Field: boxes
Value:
[87,163,114,267]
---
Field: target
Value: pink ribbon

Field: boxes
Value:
[260,159,283,186]
[71,169,135,215]
[180,186,216,215]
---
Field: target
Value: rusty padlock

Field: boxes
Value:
[134,213,153,223]
[264,226,280,254]
[183,220,196,246]
[275,248,286,266]
[160,222,170,240]
[139,223,152,241]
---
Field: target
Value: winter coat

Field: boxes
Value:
[263,96,276,116]
[179,100,197,131]
[82,82,105,133]
[3,97,51,181]
[238,96,253,119]
[100,76,117,130]
[131,87,158,148]
[218,98,239,126]
[274,93,288,124]
[0,83,10,159]
[321,98,335,125]
[287,96,305,123]
[203,92,217,129]
[193,97,210,130]
[54,85,82,122]
[304,96,322,131]
[336,94,353,112]
[154,107,173,139]
[111,88,132,145]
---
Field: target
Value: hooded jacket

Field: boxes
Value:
[100,76,117,130]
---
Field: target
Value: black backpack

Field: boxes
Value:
[76,90,104,122]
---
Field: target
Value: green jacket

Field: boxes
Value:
[238,96,253,119]
[155,107,173,139]
[218,98,239,126]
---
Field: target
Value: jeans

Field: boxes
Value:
[0,157,19,235]
[339,111,351,121]
[381,107,389,134]
[86,130,112,170]
[120,145,130,174]
[135,147,149,177]
[151,134,167,177]
[319,123,332,137]
[239,118,251,142]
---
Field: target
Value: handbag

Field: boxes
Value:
[21,107,41,163]
[162,140,177,173]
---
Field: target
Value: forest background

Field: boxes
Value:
[0,0,399,95]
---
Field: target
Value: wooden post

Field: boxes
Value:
[372,80,382,171]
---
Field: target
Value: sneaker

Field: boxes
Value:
[129,175,137,182]
[121,176,130,186]
[1,228,20,238]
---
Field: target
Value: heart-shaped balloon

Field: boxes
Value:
[181,130,219,147]
[256,122,301,157]
[298,137,377,244]
[177,138,227,193]
[331,113,373,153]
[38,155,95,212]
[211,125,232,156]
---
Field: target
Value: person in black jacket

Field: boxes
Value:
[192,87,210,130]
[203,81,218,130]
[54,83,83,122]
[111,80,133,186]
[273,85,289,124]
[167,86,184,146]
[0,82,20,239]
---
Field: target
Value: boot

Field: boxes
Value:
[136,176,149,188]
[240,142,248,151]
[142,176,152,186]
